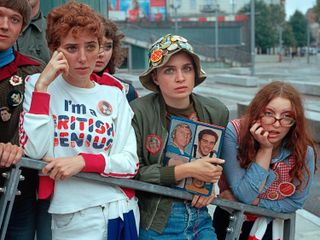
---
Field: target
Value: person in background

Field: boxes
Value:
[0,0,45,239]
[213,81,317,240]
[130,33,229,239]
[20,1,139,239]
[16,0,50,63]
[92,16,138,102]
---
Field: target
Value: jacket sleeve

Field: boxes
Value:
[222,122,276,204]
[131,102,176,186]
[99,93,139,178]
[20,74,54,159]
[258,146,315,212]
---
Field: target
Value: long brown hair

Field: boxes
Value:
[98,16,125,74]
[238,81,317,190]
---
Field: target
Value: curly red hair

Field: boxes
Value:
[238,81,317,190]
[46,1,102,51]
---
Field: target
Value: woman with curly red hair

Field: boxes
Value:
[20,1,139,239]
[213,81,317,240]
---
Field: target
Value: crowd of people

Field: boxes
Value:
[0,0,317,240]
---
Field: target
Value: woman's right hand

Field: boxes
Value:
[188,157,224,183]
[35,51,69,92]
[250,121,273,149]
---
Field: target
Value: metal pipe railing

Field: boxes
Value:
[0,157,295,240]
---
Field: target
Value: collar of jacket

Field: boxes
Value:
[0,51,40,81]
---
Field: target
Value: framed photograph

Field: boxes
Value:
[163,116,225,196]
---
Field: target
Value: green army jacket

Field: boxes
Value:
[130,92,229,233]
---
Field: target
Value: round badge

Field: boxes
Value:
[267,191,279,200]
[9,75,23,86]
[7,90,23,107]
[150,49,163,63]
[0,106,11,122]
[146,134,162,154]
[278,182,295,197]
[97,101,112,116]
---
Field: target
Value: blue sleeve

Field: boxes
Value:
[222,122,276,204]
[259,146,315,212]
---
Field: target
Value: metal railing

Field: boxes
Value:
[0,157,295,240]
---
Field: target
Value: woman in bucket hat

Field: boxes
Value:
[130,34,229,239]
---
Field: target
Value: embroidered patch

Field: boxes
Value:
[0,106,11,122]
[7,89,23,107]
[9,75,23,86]
[97,101,112,116]
[146,134,162,154]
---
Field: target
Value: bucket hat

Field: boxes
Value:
[139,34,207,92]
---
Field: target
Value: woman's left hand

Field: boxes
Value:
[191,188,215,208]
[42,155,85,180]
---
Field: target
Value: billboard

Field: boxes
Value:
[109,0,166,22]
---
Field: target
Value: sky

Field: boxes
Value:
[285,0,316,18]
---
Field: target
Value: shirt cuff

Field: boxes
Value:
[80,153,106,173]
[29,92,50,114]
[160,166,176,185]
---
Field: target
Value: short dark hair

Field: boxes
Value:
[198,129,218,143]
[0,0,31,29]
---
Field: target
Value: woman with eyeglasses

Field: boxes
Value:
[130,33,229,239]
[213,81,317,240]
[20,2,139,239]
[92,16,138,102]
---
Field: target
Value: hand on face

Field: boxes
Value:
[250,121,273,149]
[35,51,69,92]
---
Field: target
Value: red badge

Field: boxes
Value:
[267,191,279,200]
[278,182,295,197]
[98,101,112,116]
[146,134,162,154]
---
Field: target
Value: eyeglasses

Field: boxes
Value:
[260,113,295,127]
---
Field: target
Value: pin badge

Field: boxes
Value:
[0,107,11,122]
[146,134,162,154]
[7,90,24,107]
[9,75,23,86]
[98,101,112,116]
[278,182,295,197]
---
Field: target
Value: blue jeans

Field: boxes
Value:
[139,202,217,240]
[5,192,36,240]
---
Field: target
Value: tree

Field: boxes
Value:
[238,1,285,52]
[289,10,308,47]
[313,0,320,22]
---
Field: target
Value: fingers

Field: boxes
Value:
[0,143,23,167]
[192,193,215,208]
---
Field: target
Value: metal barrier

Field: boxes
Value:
[0,157,295,240]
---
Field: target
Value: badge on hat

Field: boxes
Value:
[146,134,162,154]
[7,89,23,107]
[97,100,112,116]
[9,75,23,86]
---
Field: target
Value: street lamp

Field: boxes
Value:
[214,0,219,61]
[170,0,181,34]
[250,0,255,76]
